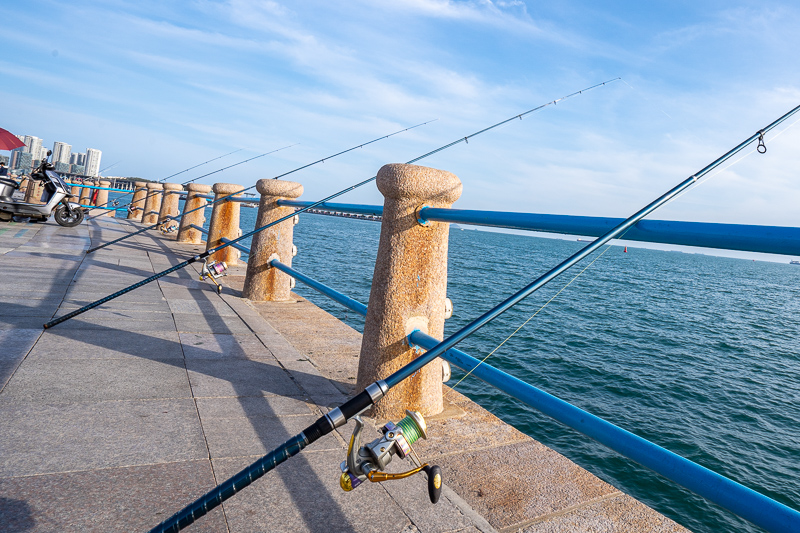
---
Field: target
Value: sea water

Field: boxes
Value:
[159,201,800,533]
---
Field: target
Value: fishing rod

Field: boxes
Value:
[45,76,618,330]
[145,103,800,533]
[83,119,435,250]
[86,148,244,219]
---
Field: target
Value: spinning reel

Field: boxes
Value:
[199,260,228,294]
[159,218,179,234]
[340,410,442,504]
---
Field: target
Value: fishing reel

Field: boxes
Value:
[340,410,442,504]
[159,218,179,234]
[199,260,228,294]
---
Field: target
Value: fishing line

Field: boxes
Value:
[86,147,281,221]
[445,241,617,397]
[48,79,620,329]
[87,148,243,214]
[145,101,800,533]
[84,119,435,251]
[447,114,800,394]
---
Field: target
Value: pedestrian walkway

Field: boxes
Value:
[0,217,686,533]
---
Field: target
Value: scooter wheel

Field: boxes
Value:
[54,204,84,227]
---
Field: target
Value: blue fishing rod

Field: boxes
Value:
[147,102,800,533]
[44,80,619,331]
[83,121,433,252]
[85,148,243,217]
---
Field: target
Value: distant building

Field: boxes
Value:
[10,150,32,172]
[55,162,70,173]
[23,135,42,157]
[70,164,85,175]
[52,142,72,165]
[70,152,86,166]
[84,148,102,177]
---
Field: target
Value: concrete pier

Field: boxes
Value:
[206,182,244,266]
[176,183,213,244]
[141,183,164,225]
[159,182,184,225]
[0,217,688,533]
[128,182,148,221]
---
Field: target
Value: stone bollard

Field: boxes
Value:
[158,183,184,224]
[79,180,93,206]
[176,184,212,244]
[128,182,148,221]
[206,183,244,265]
[69,180,82,200]
[242,180,303,301]
[356,163,462,419]
[94,180,113,217]
[141,183,164,225]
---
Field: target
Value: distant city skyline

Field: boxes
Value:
[8,133,102,177]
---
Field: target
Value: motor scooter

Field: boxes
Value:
[0,150,85,227]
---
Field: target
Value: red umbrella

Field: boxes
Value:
[0,127,25,151]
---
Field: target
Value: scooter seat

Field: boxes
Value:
[0,178,19,189]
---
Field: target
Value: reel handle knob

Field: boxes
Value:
[424,465,442,504]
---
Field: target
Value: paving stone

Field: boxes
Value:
[179,332,274,360]
[213,451,412,533]
[167,298,237,316]
[173,312,254,334]
[27,329,184,361]
[0,399,207,476]
[436,440,619,531]
[185,358,304,399]
[520,493,686,533]
[0,315,53,329]
[0,357,192,403]
[0,460,227,533]
[0,329,42,361]
[195,395,315,420]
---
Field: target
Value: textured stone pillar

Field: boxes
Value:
[128,182,148,221]
[158,183,184,224]
[176,184,212,244]
[242,180,303,301]
[79,180,93,206]
[206,183,244,265]
[141,183,164,225]
[356,163,462,419]
[69,180,81,199]
[92,180,113,217]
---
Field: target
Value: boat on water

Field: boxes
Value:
[791,260,800,265]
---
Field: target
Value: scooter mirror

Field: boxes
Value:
[47,150,52,156]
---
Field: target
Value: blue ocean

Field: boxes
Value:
[145,197,800,533]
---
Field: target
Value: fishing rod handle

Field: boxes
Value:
[150,434,307,533]
[43,255,201,329]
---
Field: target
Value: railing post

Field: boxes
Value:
[158,183,183,224]
[141,183,164,225]
[79,180,93,206]
[128,182,148,221]
[206,183,244,265]
[242,180,303,301]
[357,163,462,419]
[93,179,113,217]
[176,184,212,244]
[69,180,81,200]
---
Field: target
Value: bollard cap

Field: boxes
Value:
[99,180,111,186]
[146,182,164,189]
[134,181,148,188]
[377,163,462,204]
[212,182,245,195]
[186,183,212,193]
[163,182,183,191]
[256,179,303,198]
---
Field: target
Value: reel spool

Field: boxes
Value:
[199,260,228,294]
[159,221,179,234]
[339,410,442,504]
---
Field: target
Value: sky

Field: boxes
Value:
[1,0,799,229]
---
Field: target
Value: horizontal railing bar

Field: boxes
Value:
[189,224,209,234]
[270,260,368,315]
[277,200,383,216]
[408,330,800,533]
[220,237,251,254]
[420,208,800,257]
[228,255,800,532]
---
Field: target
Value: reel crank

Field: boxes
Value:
[339,410,442,504]
[199,260,228,294]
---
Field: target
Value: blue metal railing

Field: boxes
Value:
[278,200,800,257]
[187,224,251,255]
[263,259,800,533]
